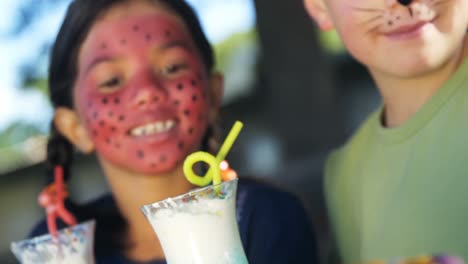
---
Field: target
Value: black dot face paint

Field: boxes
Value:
[76,14,212,175]
[146,34,152,41]
[397,0,412,6]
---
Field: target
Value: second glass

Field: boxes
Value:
[141,178,248,264]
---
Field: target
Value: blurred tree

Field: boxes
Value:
[253,0,342,157]
[0,0,69,172]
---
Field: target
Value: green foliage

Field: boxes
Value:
[23,77,49,97]
[318,30,345,54]
[213,29,257,72]
[0,123,43,148]
[0,147,27,174]
[0,123,46,173]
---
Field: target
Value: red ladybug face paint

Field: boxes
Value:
[74,13,211,175]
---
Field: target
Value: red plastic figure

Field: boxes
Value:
[38,166,77,238]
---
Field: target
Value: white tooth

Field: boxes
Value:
[155,122,164,133]
[146,124,156,135]
[132,127,144,136]
[165,120,175,130]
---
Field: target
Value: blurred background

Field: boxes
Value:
[0,0,381,263]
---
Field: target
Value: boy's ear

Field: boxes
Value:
[303,0,335,31]
[54,107,94,154]
[207,72,224,122]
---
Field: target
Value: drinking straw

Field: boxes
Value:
[183,151,220,186]
[184,121,243,187]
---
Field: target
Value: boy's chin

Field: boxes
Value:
[374,56,443,79]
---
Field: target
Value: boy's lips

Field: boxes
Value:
[384,20,433,39]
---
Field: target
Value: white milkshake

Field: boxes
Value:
[141,178,248,264]
[11,220,95,264]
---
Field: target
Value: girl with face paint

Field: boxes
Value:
[303,0,468,262]
[27,0,320,263]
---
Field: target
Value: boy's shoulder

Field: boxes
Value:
[324,108,381,189]
[327,108,381,164]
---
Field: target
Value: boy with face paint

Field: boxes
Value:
[27,0,320,263]
[303,0,468,262]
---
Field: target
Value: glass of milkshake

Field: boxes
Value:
[11,220,96,264]
[141,178,248,264]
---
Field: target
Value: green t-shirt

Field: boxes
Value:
[325,58,468,263]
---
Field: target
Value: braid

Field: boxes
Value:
[201,118,222,155]
[45,122,74,183]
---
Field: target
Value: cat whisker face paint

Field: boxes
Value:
[348,0,441,36]
[311,0,466,78]
[74,5,214,175]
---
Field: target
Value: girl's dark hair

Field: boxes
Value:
[45,0,217,252]
[47,0,215,178]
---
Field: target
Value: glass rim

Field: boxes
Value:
[141,178,238,209]
[11,219,96,246]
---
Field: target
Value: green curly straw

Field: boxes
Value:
[183,121,244,187]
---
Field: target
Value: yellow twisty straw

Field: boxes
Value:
[183,121,244,187]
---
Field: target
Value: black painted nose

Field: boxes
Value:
[397,0,412,6]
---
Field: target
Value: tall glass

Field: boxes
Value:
[141,178,248,264]
[11,220,95,264]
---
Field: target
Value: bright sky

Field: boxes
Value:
[0,0,255,134]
